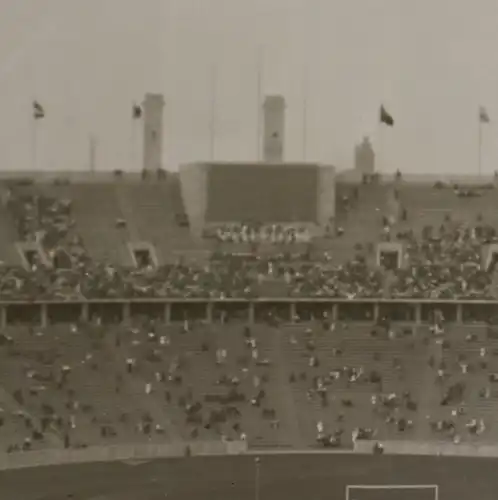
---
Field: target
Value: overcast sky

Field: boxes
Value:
[0,0,498,174]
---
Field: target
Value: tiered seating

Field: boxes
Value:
[0,354,53,452]
[3,174,498,453]
[5,183,88,272]
[111,322,191,440]
[118,181,195,259]
[432,324,498,442]
[216,324,296,446]
[67,184,131,264]
[282,322,432,445]
[328,183,388,264]
[118,319,294,446]
[398,184,498,231]
[391,218,494,300]
[0,203,21,265]
[68,318,296,447]
[0,324,179,448]
[3,318,498,451]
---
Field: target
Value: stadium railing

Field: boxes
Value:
[0,440,247,471]
[1,297,497,327]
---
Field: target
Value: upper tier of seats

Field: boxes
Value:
[398,182,498,232]
[0,175,496,300]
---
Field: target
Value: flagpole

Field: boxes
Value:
[378,119,383,175]
[209,63,217,161]
[478,117,482,177]
[131,104,135,171]
[131,102,138,171]
[31,101,38,171]
[302,63,309,161]
[89,134,96,174]
[256,46,264,161]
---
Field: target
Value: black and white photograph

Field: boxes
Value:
[0,0,497,498]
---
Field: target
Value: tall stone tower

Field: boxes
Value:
[354,136,375,174]
[142,93,165,172]
[262,95,285,163]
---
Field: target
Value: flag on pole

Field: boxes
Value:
[479,106,490,124]
[132,103,142,119]
[33,100,45,119]
[380,105,394,126]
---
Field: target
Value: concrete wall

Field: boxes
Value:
[142,93,165,172]
[263,95,285,163]
[0,441,248,471]
[316,164,336,228]
[178,163,208,238]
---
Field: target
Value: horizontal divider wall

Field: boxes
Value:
[0,298,496,327]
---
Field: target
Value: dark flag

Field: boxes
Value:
[33,101,45,120]
[132,104,142,119]
[479,106,490,124]
[379,105,394,127]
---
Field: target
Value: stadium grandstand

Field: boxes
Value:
[2,94,498,500]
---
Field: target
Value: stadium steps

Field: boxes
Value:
[251,326,302,447]
[279,323,342,444]
[0,327,99,446]
[0,331,68,447]
[67,184,132,265]
[0,381,63,450]
[117,182,196,264]
[321,325,430,440]
[335,182,357,224]
[271,328,311,448]
[154,322,297,446]
[102,326,185,442]
[399,186,498,230]
[164,324,237,440]
[437,325,498,442]
[114,184,140,241]
[282,323,429,444]
[330,184,388,264]
[210,324,289,447]
[0,204,22,265]
[7,324,165,446]
[1,185,43,265]
[175,322,277,442]
[404,328,440,440]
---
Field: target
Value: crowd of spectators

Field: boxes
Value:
[0,315,287,451]
[2,176,498,456]
[1,180,498,452]
[6,186,86,266]
[0,182,495,302]
[210,223,311,244]
[284,310,498,448]
[3,305,498,452]
[389,217,497,299]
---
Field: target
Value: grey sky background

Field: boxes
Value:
[0,0,498,174]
